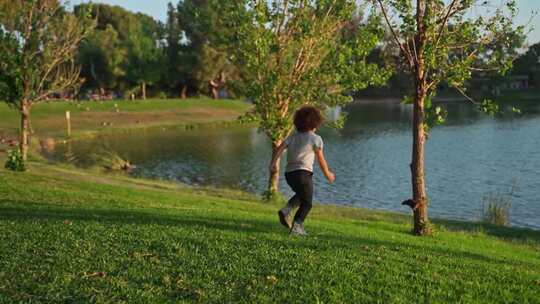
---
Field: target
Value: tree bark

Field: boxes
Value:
[210,71,226,100]
[19,100,30,162]
[180,85,188,99]
[411,0,431,236]
[267,139,283,198]
[210,83,219,100]
[411,85,430,235]
[141,81,147,100]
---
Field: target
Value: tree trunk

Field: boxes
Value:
[211,83,219,100]
[411,0,431,236]
[411,87,430,235]
[180,85,188,99]
[19,100,30,162]
[267,139,283,198]
[141,82,147,100]
[210,71,226,100]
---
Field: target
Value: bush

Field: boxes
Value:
[157,92,168,99]
[4,149,26,172]
[482,182,517,227]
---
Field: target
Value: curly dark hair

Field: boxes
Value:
[293,106,323,132]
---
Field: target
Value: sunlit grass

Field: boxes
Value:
[0,163,538,303]
[0,98,251,138]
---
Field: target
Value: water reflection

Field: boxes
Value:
[45,100,540,229]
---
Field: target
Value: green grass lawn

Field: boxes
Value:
[0,98,251,139]
[1,163,539,303]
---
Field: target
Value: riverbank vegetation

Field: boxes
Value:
[0,162,539,303]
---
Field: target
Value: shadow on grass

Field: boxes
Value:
[0,200,280,234]
[2,194,539,246]
[1,200,538,268]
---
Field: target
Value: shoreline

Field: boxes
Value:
[3,158,540,236]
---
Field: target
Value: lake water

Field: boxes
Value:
[43,100,540,229]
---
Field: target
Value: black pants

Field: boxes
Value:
[285,170,313,224]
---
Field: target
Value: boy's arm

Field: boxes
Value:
[315,149,335,183]
[269,141,287,173]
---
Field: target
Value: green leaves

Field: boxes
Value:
[511,106,521,114]
[378,0,525,108]
[0,29,23,108]
[326,111,348,130]
[478,99,500,116]
[230,0,389,143]
[78,24,126,89]
[1,0,95,104]
[401,95,413,105]
[178,0,244,97]
[4,149,26,172]
[424,104,447,136]
[423,96,447,137]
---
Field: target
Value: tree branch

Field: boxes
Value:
[433,0,459,49]
[376,0,414,68]
[453,86,481,106]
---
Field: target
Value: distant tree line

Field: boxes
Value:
[74,1,241,100]
[70,1,536,101]
[511,41,540,88]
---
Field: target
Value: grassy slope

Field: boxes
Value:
[0,98,251,139]
[0,163,539,303]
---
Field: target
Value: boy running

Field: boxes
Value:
[269,106,335,236]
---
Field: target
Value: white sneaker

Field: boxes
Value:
[290,222,308,236]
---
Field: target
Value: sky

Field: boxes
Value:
[70,0,540,45]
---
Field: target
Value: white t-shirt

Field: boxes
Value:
[284,131,324,173]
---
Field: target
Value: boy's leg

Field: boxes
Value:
[279,195,303,229]
[293,172,313,225]
[281,195,301,215]
[284,171,304,211]
[279,172,302,229]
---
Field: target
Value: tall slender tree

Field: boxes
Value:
[77,24,125,93]
[0,29,23,117]
[178,0,240,98]
[229,0,390,198]
[374,0,524,235]
[75,3,163,98]
[164,2,188,98]
[0,0,94,161]
[124,19,163,100]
